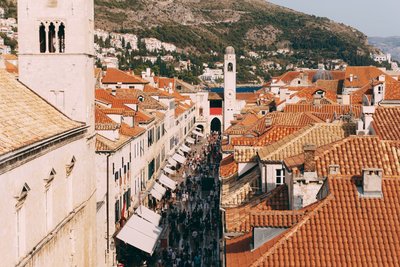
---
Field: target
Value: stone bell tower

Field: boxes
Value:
[223,46,237,130]
[18,0,95,126]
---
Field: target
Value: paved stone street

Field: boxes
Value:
[146,132,222,267]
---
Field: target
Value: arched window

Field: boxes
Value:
[58,23,65,53]
[228,63,233,72]
[39,23,46,53]
[48,22,56,53]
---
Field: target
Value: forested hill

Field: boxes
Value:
[94,0,379,66]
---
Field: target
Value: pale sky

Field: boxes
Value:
[268,0,399,37]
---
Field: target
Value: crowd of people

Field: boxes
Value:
[155,131,222,267]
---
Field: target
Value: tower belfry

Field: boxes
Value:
[223,46,237,130]
[18,0,95,126]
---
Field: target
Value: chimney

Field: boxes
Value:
[362,168,383,197]
[303,144,316,172]
[328,165,340,175]
[313,94,322,106]
[378,74,385,82]
[265,117,272,126]
[349,74,353,82]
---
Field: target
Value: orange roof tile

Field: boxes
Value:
[344,66,385,88]
[102,68,149,84]
[314,136,400,177]
[220,155,238,178]
[227,174,400,267]
[284,104,362,119]
[372,107,400,140]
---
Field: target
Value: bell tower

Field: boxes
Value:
[18,0,95,126]
[223,46,236,130]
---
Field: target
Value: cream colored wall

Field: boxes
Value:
[0,137,96,267]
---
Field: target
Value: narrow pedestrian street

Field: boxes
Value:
[144,131,222,267]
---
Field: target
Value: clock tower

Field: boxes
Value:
[223,46,237,130]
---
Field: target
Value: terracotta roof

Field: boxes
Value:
[236,92,259,103]
[155,77,175,90]
[315,79,342,93]
[290,87,337,103]
[220,154,238,178]
[0,70,83,156]
[143,84,173,98]
[258,123,356,162]
[224,113,261,135]
[313,136,400,177]
[221,167,261,207]
[175,104,186,118]
[95,107,119,130]
[344,66,385,88]
[119,123,146,137]
[284,104,362,119]
[102,68,149,84]
[4,60,18,74]
[350,83,373,104]
[385,78,400,100]
[265,112,324,126]
[105,89,167,110]
[227,174,400,267]
[95,133,130,152]
[208,92,224,100]
[274,70,344,85]
[256,125,304,146]
[372,107,400,140]
[225,185,290,233]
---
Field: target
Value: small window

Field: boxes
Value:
[228,63,233,72]
[276,169,285,185]
[66,156,76,176]
[48,22,56,53]
[39,23,46,53]
[58,23,65,53]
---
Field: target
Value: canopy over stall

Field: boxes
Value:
[163,166,176,175]
[116,215,162,255]
[181,144,191,152]
[150,182,166,201]
[192,130,204,137]
[159,173,177,191]
[172,153,186,164]
[186,137,195,144]
[167,157,178,167]
[135,205,161,226]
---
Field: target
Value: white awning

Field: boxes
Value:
[177,149,185,156]
[186,137,195,144]
[159,174,177,191]
[172,153,186,164]
[135,205,161,226]
[167,157,178,167]
[181,144,191,152]
[163,167,176,175]
[150,182,166,201]
[116,215,162,255]
[192,130,204,137]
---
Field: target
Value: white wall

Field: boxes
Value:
[0,137,96,267]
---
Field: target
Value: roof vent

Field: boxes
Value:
[362,168,383,198]
[328,165,340,175]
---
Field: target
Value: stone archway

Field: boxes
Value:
[210,117,222,133]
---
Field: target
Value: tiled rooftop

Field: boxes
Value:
[227,175,400,267]
[258,123,356,162]
[372,107,400,140]
[0,70,82,156]
[102,68,149,84]
[220,154,238,178]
